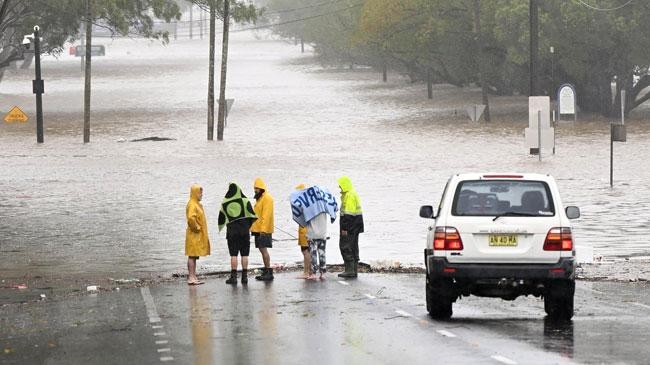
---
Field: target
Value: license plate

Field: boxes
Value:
[489,234,518,246]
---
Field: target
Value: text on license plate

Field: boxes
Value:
[489,234,518,246]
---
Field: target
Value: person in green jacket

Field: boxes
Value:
[337,176,364,278]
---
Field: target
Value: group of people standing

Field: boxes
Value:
[184,177,364,285]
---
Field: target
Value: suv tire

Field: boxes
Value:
[426,277,453,319]
[544,280,575,320]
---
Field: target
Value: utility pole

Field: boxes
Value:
[33,26,44,143]
[83,0,93,143]
[189,4,193,39]
[216,0,230,141]
[474,0,490,121]
[207,1,215,140]
[529,0,539,96]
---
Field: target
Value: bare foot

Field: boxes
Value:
[187,280,204,285]
[297,273,309,279]
[319,273,326,280]
[306,274,319,281]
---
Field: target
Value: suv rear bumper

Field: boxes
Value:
[425,250,575,280]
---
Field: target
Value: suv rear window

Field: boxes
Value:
[452,180,555,217]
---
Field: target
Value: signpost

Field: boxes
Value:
[557,84,577,122]
[525,96,554,159]
[3,106,29,123]
[466,104,486,122]
[610,91,627,187]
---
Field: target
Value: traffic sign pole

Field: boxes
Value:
[33,26,44,143]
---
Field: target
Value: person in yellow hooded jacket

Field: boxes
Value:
[337,176,364,278]
[295,183,311,279]
[251,177,275,281]
[186,184,210,285]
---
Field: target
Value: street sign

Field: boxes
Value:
[557,83,577,122]
[466,104,486,122]
[3,106,29,123]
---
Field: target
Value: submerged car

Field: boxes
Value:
[420,173,580,320]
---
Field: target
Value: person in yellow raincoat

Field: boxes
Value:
[251,177,275,281]
[186,184,210,285]
[337,176,364,278]
[295,184,311,279]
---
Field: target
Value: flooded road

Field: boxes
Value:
[1,31,650,282]
[3,272,650,364]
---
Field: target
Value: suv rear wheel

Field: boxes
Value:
[426,277,454,319]
[544,280,575,320]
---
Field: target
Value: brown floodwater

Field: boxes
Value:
[1,32,649,282]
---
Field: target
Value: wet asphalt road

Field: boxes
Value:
[2,273,650,364]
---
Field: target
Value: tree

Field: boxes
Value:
[266,0,650,117]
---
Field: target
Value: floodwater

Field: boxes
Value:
[1,31,649,282]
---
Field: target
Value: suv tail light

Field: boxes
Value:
[543,227,573,251]
[433,227,464,250]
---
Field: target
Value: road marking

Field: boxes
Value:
[155,340,168,345]
[631,302,650,310]
[153,332,166,336]
[160,356,174,362]
[337,281,349,286]
[436,330,457,338]
[157,348,171,353]
[152,325,163,329]
[395,310,412,317]
[364,294,376,299]
[140,287,161,323]
[491,355,517,364]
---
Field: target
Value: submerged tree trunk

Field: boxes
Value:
[83,0,93,143]
[207,1,215,141]
[216,0,230,141]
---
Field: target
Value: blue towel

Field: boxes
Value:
[290,185,338,227]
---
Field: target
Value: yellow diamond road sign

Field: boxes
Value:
[4,106,29,123]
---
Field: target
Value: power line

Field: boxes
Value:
[574,0,634,11]
[229,2,363,33]
[263,0,349,15]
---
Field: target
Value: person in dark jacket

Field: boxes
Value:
[218,183,257,285]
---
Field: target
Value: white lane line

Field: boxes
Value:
[153,332,166,337]
[155,340,168,345]
[157,348,171,353]
[631,302,650,310]
[491,355,517,365]
[337,281,350,286]
[395,310,412,317]
[364,294,376,299]
[160,356,174,362]
[152,325,164,329]
[140,287,162,323]
[436,330,457,338]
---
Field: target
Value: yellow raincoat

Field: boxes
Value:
[251,178,274,234]
[185,184,210,257]
[295,183,308,247]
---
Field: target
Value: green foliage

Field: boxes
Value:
[0,0,182,66]
[188,0,258,23]
[264,0,650,116]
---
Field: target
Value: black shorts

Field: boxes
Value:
[227,219,252,257]
[227,234,250,257]
[254,234,272,248]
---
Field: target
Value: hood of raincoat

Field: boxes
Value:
[338,176,354,193]
[190,184,202,201]
[254,177,267,191]
[218,183,257,232]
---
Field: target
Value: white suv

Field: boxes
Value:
[420,173,580,320]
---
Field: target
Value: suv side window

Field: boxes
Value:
[452,180,555,217]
